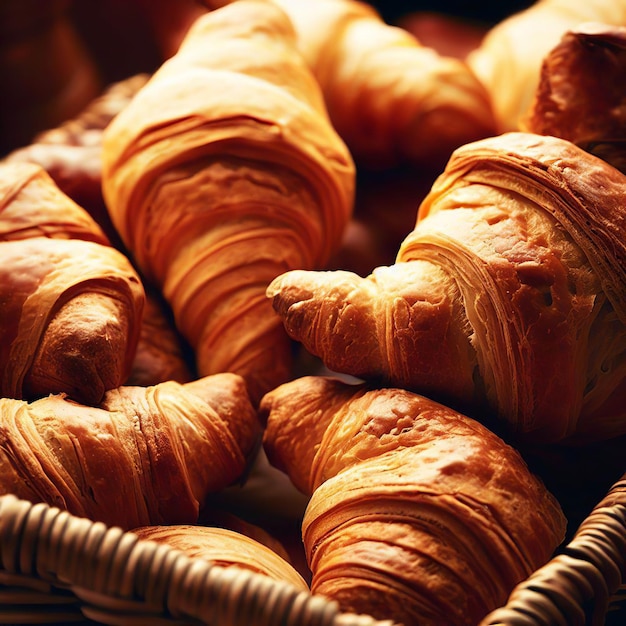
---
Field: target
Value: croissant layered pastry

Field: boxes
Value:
[522,23,626,174]
[260,375,567,626]
[4,73,196,388]
[267,132,626,444]
[0,161,144,405]
[205,0,496,170]
[132,524,308,591]
[467,0,626,133]
[101,0,355,404]
[0,373,260,530]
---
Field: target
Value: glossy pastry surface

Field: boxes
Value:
[260,375,566,626]
[268,132,626,443]
[102,0,355,403]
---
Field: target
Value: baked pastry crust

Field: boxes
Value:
[0,161,144,404]
[102,0,355,403]
[0,373,260,530]
[261,375,567,626]
[268,132,626,443]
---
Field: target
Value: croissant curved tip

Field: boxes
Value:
[266,270,314,313]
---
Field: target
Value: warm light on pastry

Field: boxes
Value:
[205,0,496,170]
[260,375,567,626]
[102,0,355,404]
[522,22,626,174]
[467,0,626,133]
[0,161,144,405]
[132,524,309,591]
[267,132,626,443]
[0,373,260,530]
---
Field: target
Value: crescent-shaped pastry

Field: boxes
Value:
[102,0,355,404]
[0,161,144,404]
[260,375,566,626]
[132,524,308,591]
[267,132,626,443]
[4,75,195,388]
[0,373,260,530]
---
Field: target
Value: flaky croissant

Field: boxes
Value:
[0,373,260,530]
[102,0,355,404]
[467,0,626,133]
[4,74,196,388]
[267,132,626,444]
[206,0,496,170]
[132,524,308,591]
[522,23,626,175]
[260,375,567,626]
[0,161,144,405]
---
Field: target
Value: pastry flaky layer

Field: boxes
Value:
[102,0,355,404]
[0,373,260,530]
[205,0,496,169]
[260,375,566,626]
[0,161,145,405]
[132,525,308,592]
[267,132,626,443]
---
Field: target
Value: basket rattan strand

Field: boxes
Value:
[0,474,624,626]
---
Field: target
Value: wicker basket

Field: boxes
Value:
[0,470,624,626]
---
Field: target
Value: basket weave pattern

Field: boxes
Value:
[0,493,396,625]
[0,474,624,625]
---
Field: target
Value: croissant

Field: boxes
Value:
[205,0,496,170]
[0,161,144,405]
[3,73,197,388]
[132,524,308,591]
[467,0,626,133]
[267,132,626,444]
[0,373,260,530]
[101,0,355,404]
[260,375,567,626]
[522,23,626,174]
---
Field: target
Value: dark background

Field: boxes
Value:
[369,0,535,24]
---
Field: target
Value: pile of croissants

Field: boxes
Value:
[1,0,626,625]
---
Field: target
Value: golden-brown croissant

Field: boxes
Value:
[260,375,567,626]
[101,0,355,405]
[0,161,144,405]
[205,0,496,170]
[0,373,260,530]
[132,524,308,591]
[467,0,626,133]
[3,73,196,388]
[267,132,626,444]
[521,23,626,174]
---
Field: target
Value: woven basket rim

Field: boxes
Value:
[0,473,624,626]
